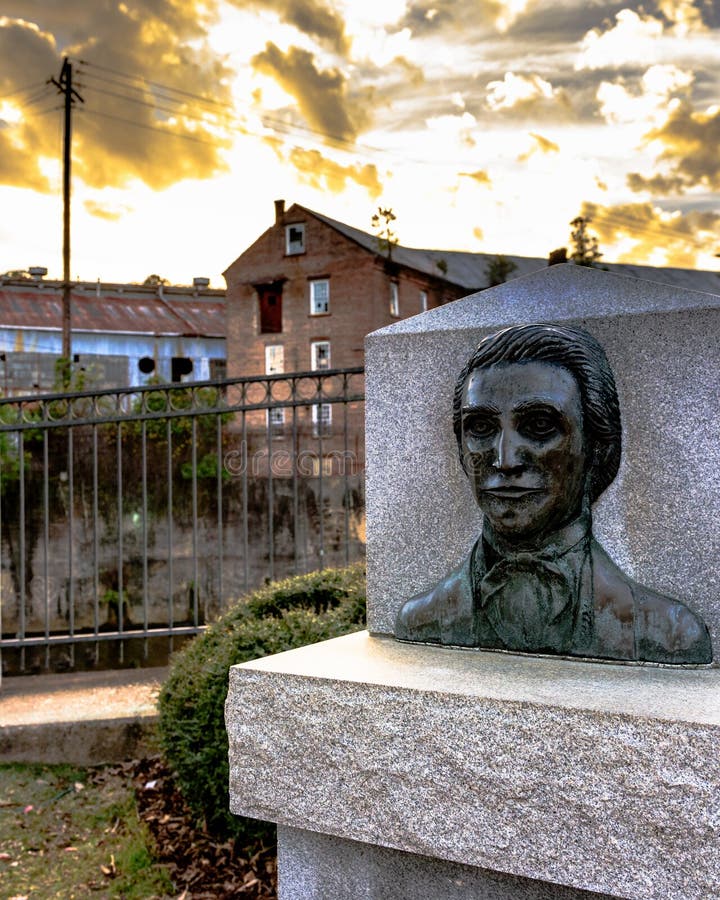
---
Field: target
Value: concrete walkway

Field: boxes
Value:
[0,667,167,765]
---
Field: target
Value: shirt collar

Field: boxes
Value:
[482,512,591,563]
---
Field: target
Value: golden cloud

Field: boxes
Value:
[460,169,492,186]
[656,0,707,36]
[252,43,367,143]
[580,200,720,268]
[397,0,532,35]
[83,199,132,221]
[483,71,575,124]
[232,0,349,54]
[517,132,559,162]
[390,56,425,89]
[626,172,687,195]
[630,102,720,194]
[289,147,382,198]
[264,139,382,198]
[0,3,234,193]
[0,18,59,191]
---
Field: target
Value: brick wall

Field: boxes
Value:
[224,204,466,378]
[223,205,467,468]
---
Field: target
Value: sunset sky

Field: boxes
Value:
[1,0,719,287]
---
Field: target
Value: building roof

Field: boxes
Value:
[0,280,225,337]
[301,205,720,297]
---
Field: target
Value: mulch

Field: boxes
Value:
[128,756,277,899]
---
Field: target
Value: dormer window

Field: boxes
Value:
[285,223,305,255]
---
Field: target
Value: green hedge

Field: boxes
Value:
[157,564,366,841]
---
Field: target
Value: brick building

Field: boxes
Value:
[223,200,546,474]
[223,200,545,378]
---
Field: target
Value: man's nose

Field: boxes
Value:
[493,428,523,471]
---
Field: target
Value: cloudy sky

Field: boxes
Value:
[1,0,719,285]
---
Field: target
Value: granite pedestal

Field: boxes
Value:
[227,632,720,899]
[226,265,720,898]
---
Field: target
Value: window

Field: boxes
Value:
[265,345,285,433]
[311,340,331,435]
[171,356,193,382]
[285,223,305,254]
[310,279,330,315]
[311,340,330,370]
[265,344,284,375]
[390,282,400,317]
[310,455,333,476]
[209,358,227,380]
[312,403,332,438]
[419,290,428,313]
[268,407,285,434]
[259,286,282,333]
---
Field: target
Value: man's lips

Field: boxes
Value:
[480,486,544,498]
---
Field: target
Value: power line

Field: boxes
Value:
[76,82,221,123]
[75,56,388,157]
[2,79,49,99]
[14,86,56,109]
[21,103,64,118]
[75,58,233,112]
[587,208,719,249]
[76,67,236,121]
[77,107,224,148]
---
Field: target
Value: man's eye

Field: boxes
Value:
[463,416,496,439]
[521,413,559,440]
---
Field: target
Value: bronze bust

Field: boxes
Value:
[395,323,712,665]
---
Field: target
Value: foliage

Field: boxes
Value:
[484,254,518,287]
[569,216,603,267]
[158,563,367,841]
[143,273,169,285]
[0,761,172,898]
[53,357,91,392]
[371,206,398,260]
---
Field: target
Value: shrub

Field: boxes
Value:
[157,564,366,842]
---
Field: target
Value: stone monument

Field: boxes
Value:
[226,265,720,899]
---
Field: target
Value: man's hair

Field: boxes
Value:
[453,323,622,502]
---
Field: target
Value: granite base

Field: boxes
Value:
[277,826,614,900]
[226,631,720,900]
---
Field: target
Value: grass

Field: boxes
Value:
[0,761,173,899]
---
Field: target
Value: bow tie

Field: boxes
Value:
[478,550,580,654]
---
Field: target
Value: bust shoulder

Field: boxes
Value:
[590,542,712,665]
[395,548,475,646]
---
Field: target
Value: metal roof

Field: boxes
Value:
[0,282,225,337]
[302,206,720,296]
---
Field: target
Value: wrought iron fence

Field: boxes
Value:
[0,368,365,675]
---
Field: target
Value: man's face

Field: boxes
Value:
[460,360,588,546]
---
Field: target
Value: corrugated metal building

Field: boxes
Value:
[0,274,225,393]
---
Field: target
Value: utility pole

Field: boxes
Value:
[50,58,84,376]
